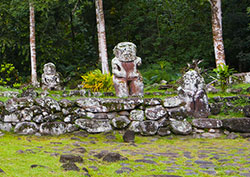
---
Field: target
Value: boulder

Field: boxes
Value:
[66,124,79,133]
[101,98,143,111]
[75,119,112,133]
[157,127,171,136]
[129,110,144,121]
[144,98,162,106]
[209,103,222,115]
[20,108,33,121]
[139,120,159,135]
[128,121,141,133]
[0,122,13,131]
[145,105,167,120]
[86,112,108,119]
[102,152,128,162]
[40,122,67,135]
[61,163,80,171]
[14,122,39,135]
[192,118,222,129]
[222,118,250,133]
[44,97,61,112]
[170,119,192,135]
[73,108,86,117]
[123,130,135,143]
[243,105,250,117]
[163,96,185,108]
[111,116,130,129]
[59,154,83,163]
[59,99,74,108]
[21,88,38,98]
[167,107,187,120]
[4,113,20,123]
[76,98,108,112]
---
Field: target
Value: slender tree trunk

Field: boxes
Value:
[210,0,226,68]
[29,1,38,86]
[95,0,109,74]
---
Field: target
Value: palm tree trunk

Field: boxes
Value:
[211,0,226,68]
[29,1,38,86]
[95,0,109,74]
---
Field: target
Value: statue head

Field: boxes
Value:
[113,42,137,62]
[182,70,199,90]
[43,62,56,75]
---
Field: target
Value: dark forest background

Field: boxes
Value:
[0,0,249,85]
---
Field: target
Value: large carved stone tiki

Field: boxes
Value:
[41,62,61,90]
[112,42,144,97]
[178,60,210,118]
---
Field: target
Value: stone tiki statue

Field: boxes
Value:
[177,60,210,118]
[41,62,61,90]
[112,42,144,97]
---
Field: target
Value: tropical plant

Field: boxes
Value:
[0,63,21,88]
[213,64,236,92]
[81,69,113,92]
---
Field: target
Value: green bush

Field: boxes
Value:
[0,63,21,88]
[141,61,181,86]
[213,64,236,92]
[81,69,114,92]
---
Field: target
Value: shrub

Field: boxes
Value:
[0,63,21,88]
[213,64,236,92]
[81,69,114,92]
[141,61,181,86]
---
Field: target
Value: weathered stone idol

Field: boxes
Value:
[112,42,144,97]
[41,62,61,90]
[177,60,210,118]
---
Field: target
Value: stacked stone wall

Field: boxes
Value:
[0,96,250,137]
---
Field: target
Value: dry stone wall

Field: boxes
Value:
[0,96,250,137]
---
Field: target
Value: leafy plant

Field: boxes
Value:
[0,63,21,88]
[213,64,236,92]
[141,62,181,86]
[81,69,114,92]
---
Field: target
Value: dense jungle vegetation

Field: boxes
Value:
[0,0,249,87]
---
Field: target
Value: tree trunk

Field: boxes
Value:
[29,1,38,87]
[211,0,226,68]
[95,0,109,74]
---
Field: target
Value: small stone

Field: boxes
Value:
[61,162,80,171]
[102,152,128,162]
[59,154,83,163]
[94,151,109,159]
[30,164,48,168]
[70,148,87,154]
[135,159,157,165]
[226,132,239,139]
[123,130,135,143]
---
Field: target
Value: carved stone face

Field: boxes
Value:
[44,63,56,75]
[183,70,199,90]
[113,42,137,62]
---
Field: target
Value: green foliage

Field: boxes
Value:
[213,64,236,92]
[0,0,249,77]
[0,63,21,88]
[81,69,114,92]
[141,61,181,86]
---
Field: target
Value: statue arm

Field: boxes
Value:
[112,58,125,78]
[135,57,142,66]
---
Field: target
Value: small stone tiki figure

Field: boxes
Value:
[41,62,61,90]
[177,60,210,118]
[112,42,144,97]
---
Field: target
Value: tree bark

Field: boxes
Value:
[211,0,226,68]
[95,0,109,74]
[29,1,39,87]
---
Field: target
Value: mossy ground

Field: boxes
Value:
[0,131,250,177]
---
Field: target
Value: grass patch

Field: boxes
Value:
[0,132,250,177]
